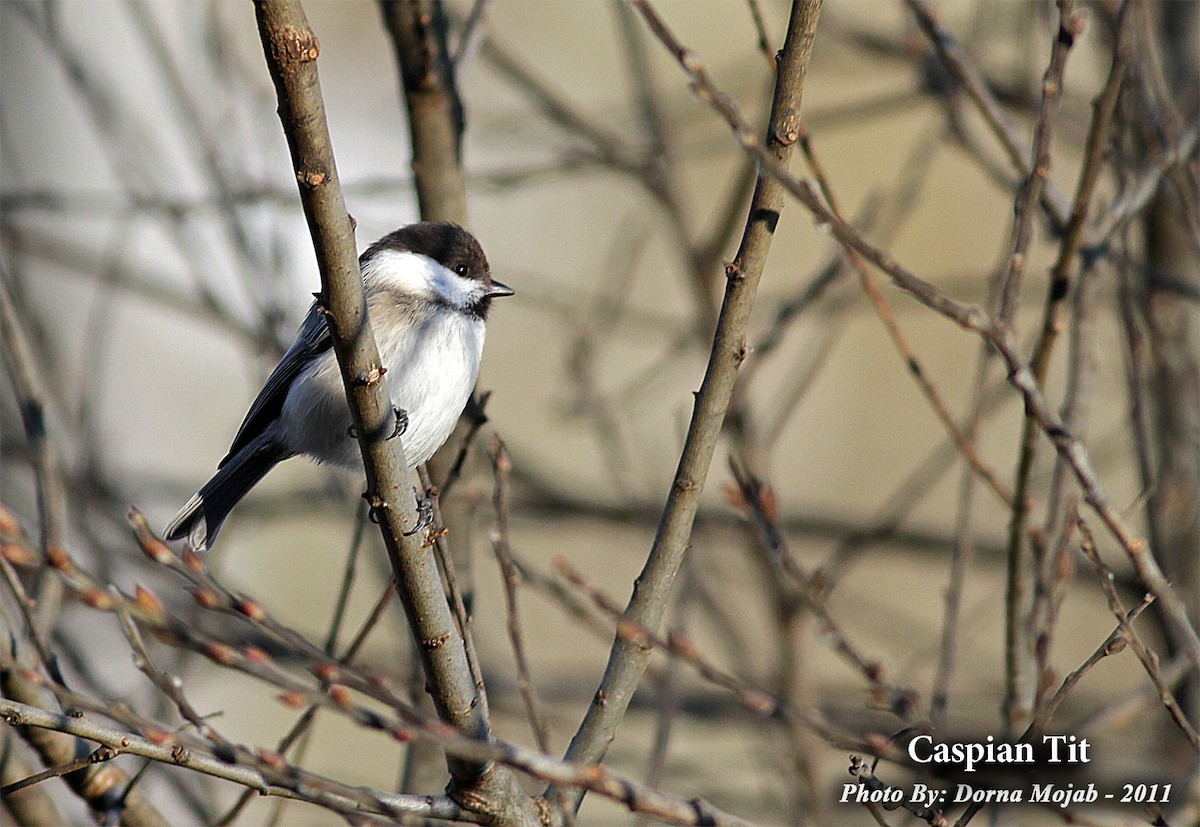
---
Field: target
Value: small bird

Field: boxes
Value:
[165,222,512,551]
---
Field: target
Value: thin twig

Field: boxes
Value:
[1002,0,1132,731]
[729,461,919,719]
[552,555,877,754]
[628,0,1198,668]
[0,698,479,823]
[1076,523,1199,747]
[487,437,552,754]
[904,0,1073,230]
[796,124,1013,509]
[994,0,1080,324]
[1,744,121,798]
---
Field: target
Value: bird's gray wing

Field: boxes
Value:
[219,302,332,467]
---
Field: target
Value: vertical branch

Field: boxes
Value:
[557,0,823,812]
[379,0,468,224]
[252,6,535,821]
[488,437,552,754]
[1137,0,1200,727]
[0,268,67,642]
[994,0,1081,324]
[377,0,492,785]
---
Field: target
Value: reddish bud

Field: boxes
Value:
[582,764,605,784]
[189,587,221,609]
[243,645,270,664]
[129,508,176,564]
[667,630,697,659]
[79,587,115,611]
[328,685,352,708]
[0,542,37,568]
[721,482,749,512]
[46,546,75,573]
[277,692,306,709]
[236,598,266,623]
[143,728,173,746]
[866,732,892,753]
[134,585,166,620]
[615,618,644,645]
[313,662,339,684]
[202,641,236,665]
[183,548,205,573]
[257,748,286,769]
[0,503,21,537]
[758,485,779,520]
[744,691,777,716]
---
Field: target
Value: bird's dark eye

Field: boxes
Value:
[454,264,469,276]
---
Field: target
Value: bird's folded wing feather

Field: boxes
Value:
[219,304,333,467]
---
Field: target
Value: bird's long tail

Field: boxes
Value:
[164,438,283,551]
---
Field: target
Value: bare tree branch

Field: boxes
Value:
[557,0,824,814]
[251,3,534,821]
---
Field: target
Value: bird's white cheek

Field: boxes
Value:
[431,269,486,309]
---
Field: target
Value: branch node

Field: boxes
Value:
[296,169,328,188]
[422,633,451,650]
[362,493,388,524]
[773,114,801,146]
[353,366,387,387]
[280,27,320,62]
[673,478,700,494]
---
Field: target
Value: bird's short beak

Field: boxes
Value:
[487,279,515,298]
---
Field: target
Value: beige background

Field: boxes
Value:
[0,1,1180,825]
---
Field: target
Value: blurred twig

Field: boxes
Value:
[379,0,468,224]
[904,0,1073,230]
[627,0,1198,671]
[1002,0,1131,733]
[487,437,552,754]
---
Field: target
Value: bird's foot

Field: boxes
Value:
[389,407,409,440]
[347,408,408,440]
[403,487,435,536]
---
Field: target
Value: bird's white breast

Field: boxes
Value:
[376,307,485,466]
[278,250,488,472]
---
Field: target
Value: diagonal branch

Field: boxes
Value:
[556,0,823,813]
[251,4,535,821]
[379,0,469,224]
